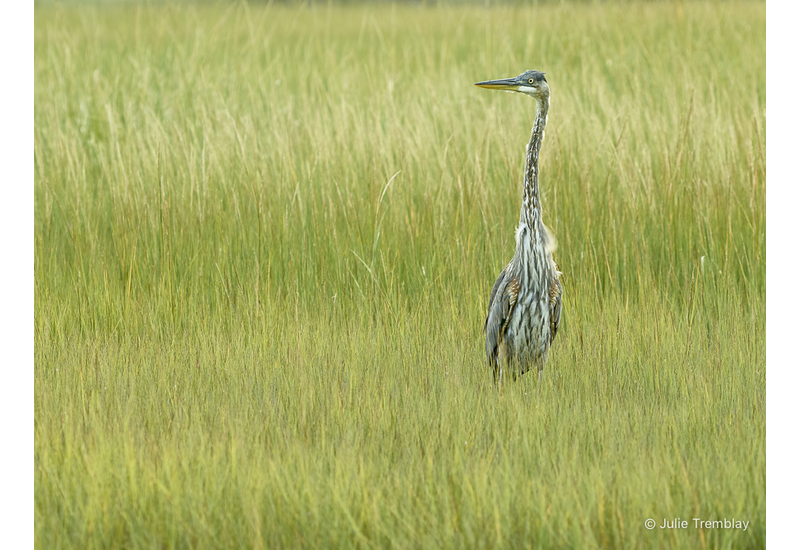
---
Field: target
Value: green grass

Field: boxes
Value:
[34,1,765,548]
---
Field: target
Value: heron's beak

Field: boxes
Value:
[474,77,519,91]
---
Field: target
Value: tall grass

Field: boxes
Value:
[34,2,765,548]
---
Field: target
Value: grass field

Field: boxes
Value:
[34,1,766,548]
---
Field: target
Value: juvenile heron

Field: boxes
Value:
[477,70,563,384]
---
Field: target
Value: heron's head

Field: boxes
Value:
[475,70,549,100]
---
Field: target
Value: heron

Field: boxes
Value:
[476,70,563,385]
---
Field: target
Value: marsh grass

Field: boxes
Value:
[35,1,765,548]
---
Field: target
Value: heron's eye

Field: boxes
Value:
[528,78,534,84]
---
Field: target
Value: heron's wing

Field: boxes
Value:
[486,262,512,326]
[485,265,520,365]
[549,276,563,343]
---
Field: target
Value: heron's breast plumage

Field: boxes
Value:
[504,269,553,367]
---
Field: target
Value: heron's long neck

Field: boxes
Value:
[520,96,549,229]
